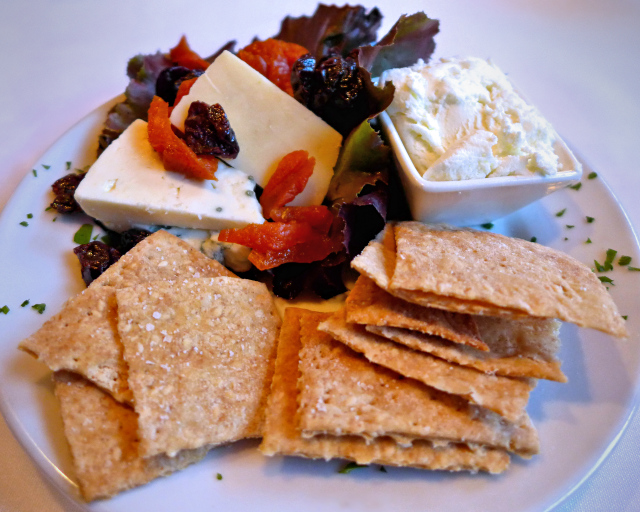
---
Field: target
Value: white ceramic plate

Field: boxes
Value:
[0,99,639,512]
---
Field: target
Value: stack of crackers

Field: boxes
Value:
[20,231,281,500]
[260,222,627,473]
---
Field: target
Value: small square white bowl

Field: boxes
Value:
[379,111,582,226]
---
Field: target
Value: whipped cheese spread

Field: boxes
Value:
[382,57,567,181]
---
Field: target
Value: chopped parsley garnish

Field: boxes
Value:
[338,462,367,474]
[564,237,569,241]
[216,207,223,212]
[619,256,632,266]
[211,183,216,190]
[42,164,51,170]
[92,234,99,241]
[530,237,537,243]
[20,300,30,307]
[73,224,94,244]
[588,172,598,179]
[622,315,628,320]
[19,221,28,227]
[52,217,57,222]
[586,216,594,223]
[555,209,566,217]
[31,303,46,314]
[27,213,33,219]
[45,206,52,212]
[569,183,582,191]
[586,238,592,244]
[594,260,606,272]
[604,249,617,271]
[216,473,223,480]
[0,305,9,315]
[629,267,640,272]
[566,225,575,229]
[598,276,614,285]
[32,169,37,177]
[66,161,72,170]
[481,222,494,229]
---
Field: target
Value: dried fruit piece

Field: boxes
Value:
[147,96,218,180]
[169,36,210,71]
[155,66,203,106]
[183,101,239,158]
[270,206,333,233]
[237,39,308,95]
[248,234,343,271]
[259,150,315,218]
[50,173,86,213]
[73,241,121,286]
[218,222,317,253]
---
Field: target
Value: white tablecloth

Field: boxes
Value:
[1,1,639,510]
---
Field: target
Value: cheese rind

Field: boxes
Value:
[75,119,264,232]
[170,51,342,206]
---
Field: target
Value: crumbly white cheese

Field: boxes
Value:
[382,57,567,181]
[75,119,264,231]
[170,51,343,205]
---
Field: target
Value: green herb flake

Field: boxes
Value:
[32,303,46,314]
[594,260,606,272]
[480,222,494,230]
[569,183,582,191]
[66,161,72,170]
[564,237,569,241]
[92,234,100,241]
[73,224,94,244]
[604,249,617,271]
[555,208,567,217]
[20,300,30,307]
[629,267,640,272]
[211,183,217,190]
[619,256,632,266]
[530,237,537,243]
[42,164,51,170]
[32,169,37,177]
[588,172,598,180]
[338,462,367,474]
[19,221,28,227]
[586,238,592,244]
[52,217,57,222]
[566,225,575,229]
[0,305,9,315]
[216,473,223,481]
[622,315,628,320]
[27,213,33,219]
[598,276,614,285]
[45,206,52,212]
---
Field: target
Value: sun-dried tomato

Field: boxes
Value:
[147,96,217,180]
[169,36,210,71]
[270,206,333,234]
[237,39,308,96]
[218,222,317,253]
[248,235,343,271]
[260,150,315,219]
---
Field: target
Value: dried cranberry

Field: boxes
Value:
[271,263,308,299]
[73,241,121,286]
[116,228,151,254]
[155,66,204,106]
[183,101,239,158]
[50,173,85,214]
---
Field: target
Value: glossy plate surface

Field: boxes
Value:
[0,99,639,512]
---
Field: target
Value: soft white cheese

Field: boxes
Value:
[382,57,569,181]
[74,119,264,232]
[170,51,343,205]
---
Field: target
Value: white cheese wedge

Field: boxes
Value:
[75,119,264,232]
[170,50,343,206]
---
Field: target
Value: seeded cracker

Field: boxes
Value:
[54,371,208,501]
[319,308,534,422]
[117,277,280,457]
[391,222,628,337]
[297,311,539,457]
[259,308,510,473]
[346,275,486,351]
[19,230,234,403]
[368,317,566,382]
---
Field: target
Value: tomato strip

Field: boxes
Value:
[147,96,217,180]
[260,150,315,219]
[169,36,210,71]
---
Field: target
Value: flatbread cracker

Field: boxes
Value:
[259,308,510,473]
[391,222,627,337]
[346,275,487,351]
[54,371,208,502]
[319,308,534,422]
[117,277,280,457]
[19,230,234,403]
[368,315,566,382]
[297,311,539,457]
